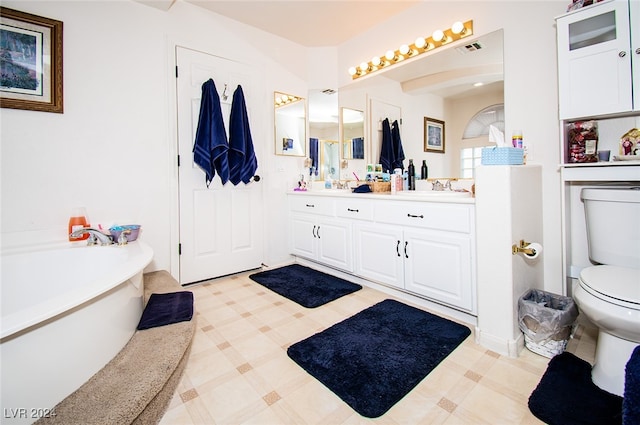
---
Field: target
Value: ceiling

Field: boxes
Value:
[184,0,421,47]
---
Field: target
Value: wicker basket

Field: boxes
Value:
[367,181,391,192]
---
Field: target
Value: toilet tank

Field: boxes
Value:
[581,187,640,269]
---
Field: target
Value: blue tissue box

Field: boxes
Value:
[481,147,524,165]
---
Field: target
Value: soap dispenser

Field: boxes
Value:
[68,207,89,241]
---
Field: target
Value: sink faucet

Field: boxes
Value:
[69,228,113,246]
[432,180,444,191]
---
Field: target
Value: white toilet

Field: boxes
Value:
[573,187,640,396]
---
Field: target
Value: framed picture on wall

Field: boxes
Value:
[0,7,63,113]
[424,117,445,153]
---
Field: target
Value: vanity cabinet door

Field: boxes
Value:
[290,213,353,272]
[404,228,475,313]
[290,214,317,260]
[316,217,353,272]
[354,223,404,289]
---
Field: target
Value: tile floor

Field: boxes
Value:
[159,269,597,425]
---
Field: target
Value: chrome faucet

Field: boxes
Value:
[69,228,113,246]
[432,180,444,191]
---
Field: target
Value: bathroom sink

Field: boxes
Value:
[396,191,471,198]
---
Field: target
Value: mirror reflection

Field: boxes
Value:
[339,29,504,179]
[308,89,339,181]
[341,108,365,159]
[274,92,306,156]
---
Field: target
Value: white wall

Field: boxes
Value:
[0,0,309,275]
[338,1,567,295]
[1,1,569,296]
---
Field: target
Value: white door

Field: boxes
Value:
[176,46,263,284]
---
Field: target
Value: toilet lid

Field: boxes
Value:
[580,266,640,305]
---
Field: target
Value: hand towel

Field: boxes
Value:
[309,138,319,175]
[193,79,229,186]
[228,85,258,185]
[391,120,405,170]
[137,291,194,330]
[379,118,393,172]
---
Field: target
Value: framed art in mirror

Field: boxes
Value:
[274,91,306,156]
[425,117,445,153]
[0,7,63,113]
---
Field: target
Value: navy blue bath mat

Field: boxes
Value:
[249,264,362,308]
[528,352,623,425]
[137,291,194,330]
[287,299,471,417]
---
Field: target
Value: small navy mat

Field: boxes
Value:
[137,291,194,330]
[249,264,362,308]
[528,351,623,425]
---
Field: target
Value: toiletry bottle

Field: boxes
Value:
[68,207,90,241]
[402,170,408,191]
[512,130,523,149]
[390,174,397,194]
[408,159,416,190]
[421,160,428,180]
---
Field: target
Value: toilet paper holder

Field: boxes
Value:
[512,240,536,256]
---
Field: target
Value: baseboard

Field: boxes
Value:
[475,326,525,358]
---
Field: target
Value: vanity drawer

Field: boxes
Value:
[289,196,335,216]
[335,198,374,221]
[374,202,473,233]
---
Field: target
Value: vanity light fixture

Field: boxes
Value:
[348,20,473,79]
[274,94,303,108]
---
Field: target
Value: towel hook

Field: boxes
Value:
[222,83,229,101]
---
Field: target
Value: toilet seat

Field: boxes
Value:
[579,265,640,310]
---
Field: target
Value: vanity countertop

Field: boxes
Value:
[288,189,475,204]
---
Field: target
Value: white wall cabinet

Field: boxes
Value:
[557,0,638,119]
[289,193,477,314]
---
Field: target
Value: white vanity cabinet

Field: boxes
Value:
[557,0,639,119]
[289,195,353,272]
[288,192,477,315]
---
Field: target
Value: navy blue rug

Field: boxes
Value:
[287,299,471,417]
[249,264,362,308]
[529,352,623,425]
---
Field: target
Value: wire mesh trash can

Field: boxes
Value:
[518,289,579,358]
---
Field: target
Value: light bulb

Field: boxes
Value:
[415,37,426,49]
[359,62,369,72]
[385,50,396,61]
[432,29,445,42]
[371,56,381,67]
[348,67,357,76]
[451,21,465,35]
[399,44,410,55]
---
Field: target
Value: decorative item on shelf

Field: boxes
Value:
[616,128,640,160]
[348,20,473,79]
[567,120,598,163]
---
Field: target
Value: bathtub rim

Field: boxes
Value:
[1,240,153,340]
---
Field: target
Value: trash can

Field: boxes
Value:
[518,289,579,358]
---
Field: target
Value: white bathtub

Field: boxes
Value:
[0,241,153,424]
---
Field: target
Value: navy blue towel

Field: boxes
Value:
[379,118,393,173]
[228,85,258,185]
[352,137,364,159]
[623,345,640,425]
[309,138,319,176]
[391,120,405,170]
[193,79,229,186]
[137,291,194,330]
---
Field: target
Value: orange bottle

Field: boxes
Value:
[68,207,90,241]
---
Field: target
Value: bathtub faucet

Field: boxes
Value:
[70,228,114,246]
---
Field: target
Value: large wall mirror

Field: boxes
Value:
[341,108,365,159]
[339,29,504,179]
[308,89,339,180]
[274,91,306,156]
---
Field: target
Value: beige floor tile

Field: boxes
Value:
[161,270,599,425]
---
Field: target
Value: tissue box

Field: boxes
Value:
[481,147,524,165]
